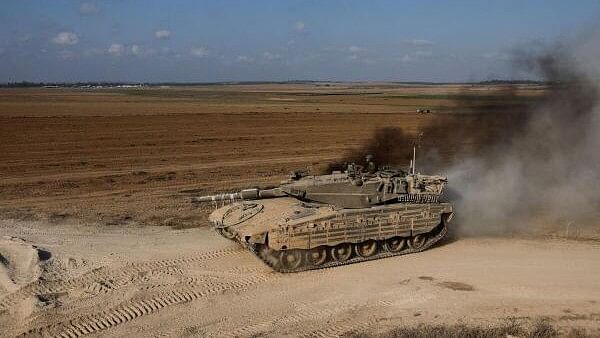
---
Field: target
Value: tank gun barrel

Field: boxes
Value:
[192,192,242,203]
[192,188,285,204]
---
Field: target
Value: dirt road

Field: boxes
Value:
[1,220,599,337]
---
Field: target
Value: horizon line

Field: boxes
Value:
[0,79,550,87]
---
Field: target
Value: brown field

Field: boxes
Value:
[0,84,542,228]
[2,84,599,337]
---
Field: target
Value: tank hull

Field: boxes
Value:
[208,197,453,272]
[269,202,452,250]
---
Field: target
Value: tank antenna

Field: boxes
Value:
[412,146,416,175]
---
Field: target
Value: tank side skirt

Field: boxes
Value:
[249,221,448,273]
[270,204,446,250]
[287,221,439,248]
[272,215,440,240]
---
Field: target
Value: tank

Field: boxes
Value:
[193,153,453,272]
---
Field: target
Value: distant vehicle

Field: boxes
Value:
[193,151,453,272]
[416,108,432,113]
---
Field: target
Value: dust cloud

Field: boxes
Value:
[331,30,600,237]
[446,31,600,236]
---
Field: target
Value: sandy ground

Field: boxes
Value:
[1,219,599,337]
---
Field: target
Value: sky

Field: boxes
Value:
[1,0,599,83]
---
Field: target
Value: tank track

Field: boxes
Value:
[246,222,448,273]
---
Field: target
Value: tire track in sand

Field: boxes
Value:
[209,298,392,338]
[210,303,347,338]
[21,272,277,338]
[300,300,393,338]
[0,247,245,311]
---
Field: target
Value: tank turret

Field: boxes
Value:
[193,152,453,272]
[193,156,447,209]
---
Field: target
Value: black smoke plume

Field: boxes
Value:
[325,127,416,172]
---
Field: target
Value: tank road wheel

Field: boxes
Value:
[384,237,406,253]
[355,240,378,257]
[306,246,328,266]
[330,243,353,262]
[217,227,236,240]
[279,250,303,270]
[409,234,428,250]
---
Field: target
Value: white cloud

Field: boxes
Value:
[105,43,155,57]
[108,43,125,56]
[293,21,305,32]
[52,32,79,46]
[57,50,76,60]
[483,51,510,61]
[236,55,254,63]
[131,44,142,55]
[399,50,433,63]
[190,47,210,57]
[400,54,414,63]
[346,46,367,62]
[347,54,376,65]
[404,39,434,47]
[130,44,156,57]
[348,45,364,53]
[155,30,171,40]
[263,51,281,60]
[79,2,98,15]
